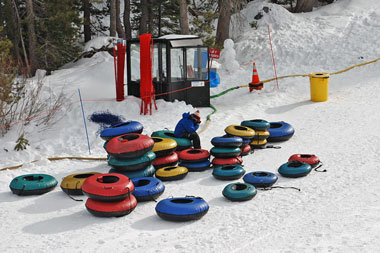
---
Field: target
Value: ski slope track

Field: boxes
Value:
[1,0,380,252]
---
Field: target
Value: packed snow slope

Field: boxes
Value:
[1,0,380,252]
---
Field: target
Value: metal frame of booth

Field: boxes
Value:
[126,36,210,107]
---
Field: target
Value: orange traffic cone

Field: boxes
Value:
[249,62,263,92]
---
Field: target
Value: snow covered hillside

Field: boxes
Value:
[1,0,380,252]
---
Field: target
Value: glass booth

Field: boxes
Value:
[126,36,210,107]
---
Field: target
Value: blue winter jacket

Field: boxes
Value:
[174,112,199,138]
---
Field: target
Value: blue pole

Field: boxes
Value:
[78,88,91,155]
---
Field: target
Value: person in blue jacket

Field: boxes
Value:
[174,110,201,149]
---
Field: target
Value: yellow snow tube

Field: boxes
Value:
[60,172,100,195]
[152,137,178,157]
[155,166,188,181]
[225,125,255,138]
[252,130,270,141]
[250,139,267,148]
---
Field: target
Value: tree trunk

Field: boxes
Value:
[110,0,116,36]
[116,0,125,38]
[83,0,91,42]
[26,0,37,75]
[3,0,20,61]
[12,0,30,76]
[178,0,189,35]
[123,0,132,39]
[139,0,148,34]
[147,0,153,34]
[294,0,317,13]
[215,0,231,47]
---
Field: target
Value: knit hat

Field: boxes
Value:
[191,110,201,122]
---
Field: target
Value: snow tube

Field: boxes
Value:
[212,165,246,180]
[252,130,270,141]
[212,156,243,166]
[152,137,177,157]
[211,136,243,148]
[100,121,143,140]
[153,152,179,169]
[267,121,295,142]
[107,151,156,171]
[240,119,270,131]
[109,165,155,179]
[243,171,278,188]
[86,195,137,217]
[131,177,165,202]
[210,70,220,88]
[106,133,154,159]
[278,161,312,178]
[288,154,320,168]
[225,125,255,139]
[222,182,257,202]
[60,172,100,195]
[240,144,252,156]
[151,130,192,151]
[210,147,241,158]
[10,174,58,196]
[250,139,267,149]
[155,166,188,181]
[82,173,134,201]
[178,148,210,163]
[155,196,209,221]
[179,160,211,172]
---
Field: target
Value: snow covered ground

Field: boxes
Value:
[1,0,380,252]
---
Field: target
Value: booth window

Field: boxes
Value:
[170,48,185,82]
[130,43,140,82]
[186,47,208,81]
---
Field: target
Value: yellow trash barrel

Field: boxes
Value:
[309,72,330,102]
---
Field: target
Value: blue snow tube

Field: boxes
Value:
[179,160,211,172]
[278,161,312,178]
[109,165,155,179]
[211,136,243,148]
[210,70,220,88]
[107,151,156,171]
[155,196,209,221]
[222,182,257,202]
[100,121,143,140]
[212,165,246,180]
[243,171,278,188]
[10,174,58,196]
[131,177,165,202]
[267,121,295,142]
[210,147,241,158]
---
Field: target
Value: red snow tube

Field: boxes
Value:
[82,173,134,202]
[153,152,179,169]
[212,156,243,166]
[288,154,320,168]
[240,145,252,156]
[106,133,154,159]
[86,195,137,217]
[178,149,210,163]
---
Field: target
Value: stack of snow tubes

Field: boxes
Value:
[82,173,137,217]
[178,148,211,172]
[151,136,179,169]
[241,119,270,149]
[105,133,156,179]
[151,130,192,169]
[210,135,244,167]
[224,125,255,156]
